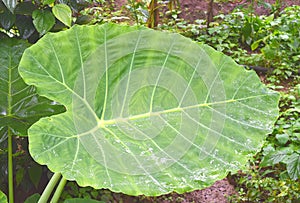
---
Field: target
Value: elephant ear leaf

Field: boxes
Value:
[0,39,64,138]
[18,23,280,196]
[0,190,7,203]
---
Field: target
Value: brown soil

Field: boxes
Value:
[114,178,237,203]
[152,179,237,203]
[115,0,300,23]
[179,0,300,22]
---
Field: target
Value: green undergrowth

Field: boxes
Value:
[229,84,300,202]
[165,5,300,84]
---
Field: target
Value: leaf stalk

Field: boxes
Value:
[50,177,67,203]
[38,173,61,203]
[8,128,14,203]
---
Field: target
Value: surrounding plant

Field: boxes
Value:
[251,6,300,82]
[123,0,181,27]
[172,5,300,83]
[0,0,119,40]
[125,0,149,25]
[229,84,300,202]
[229,163,300,202]
[0,39,64,202]
[0,0,73,41]
[260,84,300,180]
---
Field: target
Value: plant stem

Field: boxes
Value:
[50,177,67,203]
[8,45,14,203]
[8,128,14,203]
[38,173,61,203]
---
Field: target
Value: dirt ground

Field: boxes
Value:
[179,0,300,22]
[109,0,300,202]
[115,0,300,23]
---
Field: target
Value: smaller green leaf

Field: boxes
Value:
[260,148,292,167]
[64,198,104,203]
[0,127,7,144]
[0,2,6,12]
[0,190,7,203]
[262,144,275,156]
[52,4,72,27]
[265,14,274,24]
[16,167,25,187]
[32,9,55,36]
[75,15,93,25]
[14,1,36,15]
[0,32,8,39]
[42,0,55,6]
[251,39,263,51]
[28,164,42,189]
[286,153,300,180]
[0,8,15,30]
[24,193,40,203]
[276,134,289,145]
[2,0,17,13]
[15,15,36,39]
[261,45,277,59]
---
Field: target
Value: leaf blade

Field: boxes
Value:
[0,190,7,203]
[32,9,55,36]
[0,39,65,138]
[19,23,280,196]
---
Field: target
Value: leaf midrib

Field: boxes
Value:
[98,96,266,126]
[7,51,12,117]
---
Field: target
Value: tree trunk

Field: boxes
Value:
[147,0,159,28]
[206,0,214,33]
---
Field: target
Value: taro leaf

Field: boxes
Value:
[0,190,7,203]
[19,24,280,196]
[0,39,65,137]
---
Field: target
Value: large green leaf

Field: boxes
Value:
[0,39,64,137]
[0,190,7,203]
[18,24,280,196]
